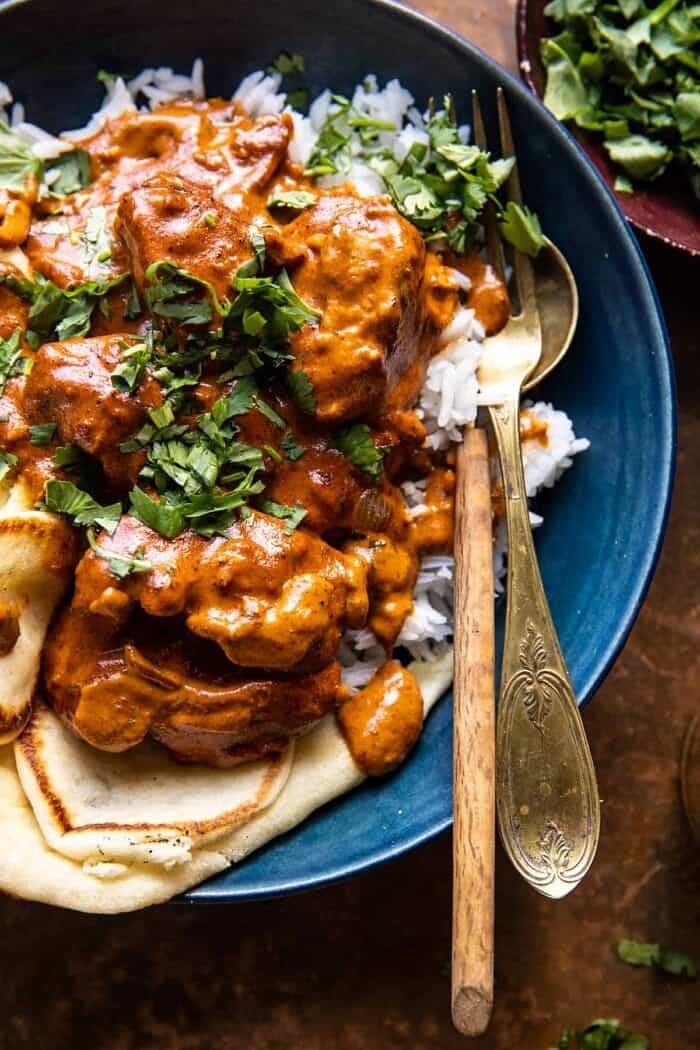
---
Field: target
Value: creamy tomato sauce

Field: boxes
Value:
[0,97,509,773]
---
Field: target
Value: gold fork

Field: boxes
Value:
[473,89,600,899]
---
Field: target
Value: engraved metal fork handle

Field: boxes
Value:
[489,399,600,899]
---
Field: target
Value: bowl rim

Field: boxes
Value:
[0,0,677,901]
[515,0,700,257]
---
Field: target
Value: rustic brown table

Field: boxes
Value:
[2,4,698,1048]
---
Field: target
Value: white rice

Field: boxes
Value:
[1,61,590,686]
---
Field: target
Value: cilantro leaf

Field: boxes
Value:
[0,450,18,481]
[111,337,153,394]
[128,486,185,539]
[546,1019,650,1050]
[28,422,57,446]
[23,272,129,345]
[286,369,316,414]
[605,134,672,180]
[281,428,305,461]
[334,423,385,481]
[0,329,25,395]
[81,205,112,270]
[268,51,305,75]
[144,261,229,326]
[45,149,90,197]
[42,479,121,533]
[499,202,545,256]
[258,497,308,533]
[540,0,700,194]
[86,527,152,579]
[0,119,42,191]
[267,190,317,211]
[254,396,286,428]
[617,938,697,978]
[53,444,85,471]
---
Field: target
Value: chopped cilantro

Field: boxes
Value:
[0,329,25,395]
[281,428,305,461]
[128,486,185,539]
[28,422,57,446]
[267,190,317,211]
[545,1018,649,1050]
[124,280,142,320]
[541,0,700,195]
[228,268,319,344]
[144,261,229,325]
[0,119,42,191]
[81,205,112,270]
[86,527,152,579]
[202,211,218,228]
[268,52,305,75]
[617,938,697,978]
[286,369,316,414]
[0,450,18,481]
[45,149,91,197]
[499,202,545,257]
[263,443,282,463]
[254,396,286,428]
[20,272,129,345]
[258,497,308,533]
[111,335,153,394]
[334,423,385,481]
[42,479,121,533]
[53,444,84,471]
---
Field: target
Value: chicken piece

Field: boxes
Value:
[21,334,162,487]
[268,192,428,423]
[69,512,369,671]
[44,608,345,765]
[343,533,420,651]
[115,175,252,306]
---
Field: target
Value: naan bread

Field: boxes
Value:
[0,481,76,744]
[0,650,453,913]
[14,703,294,869]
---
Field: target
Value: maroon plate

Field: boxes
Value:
[517,0,700,256]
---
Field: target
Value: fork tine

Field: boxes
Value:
[471,91,506,279]
[496,87,537,318]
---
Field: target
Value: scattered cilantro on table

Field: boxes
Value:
[616,938,697,977]
[546,1019,650,1049]
[540,0,700,196]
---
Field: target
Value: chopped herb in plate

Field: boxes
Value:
[86,527,152,579]
[334,423,385,481]
[28,422,57,446]
[499,202,546,256]
[45,148,91,197]
[267,190,317,211]
[281,427,305,461]
[258,497,308,533]
[42,479,121,533]
[0,329,26,395]
[111,333,154,394]
[128,486,185,539]
[268,51,305,75]
[286,369,316,414]
[0,450,18,481]
[0,119,42,191]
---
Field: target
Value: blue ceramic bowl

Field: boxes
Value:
[0,0,675,901]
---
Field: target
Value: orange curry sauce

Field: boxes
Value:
[0,99,510,773]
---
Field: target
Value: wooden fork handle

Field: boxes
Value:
[452,427,495,1036]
